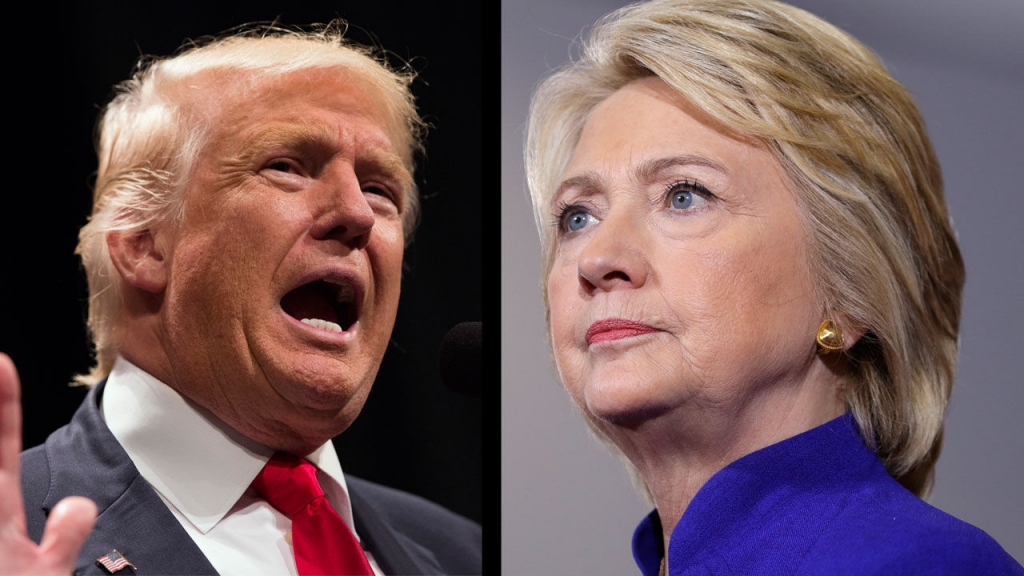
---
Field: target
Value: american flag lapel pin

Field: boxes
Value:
[96,549,136,574]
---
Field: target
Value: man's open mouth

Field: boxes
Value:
[280,279,358,333]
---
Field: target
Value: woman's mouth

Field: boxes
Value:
[586,319,658,345]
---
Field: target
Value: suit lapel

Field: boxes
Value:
[73,476,217,575]
[350,486,445,575]
[42,381,216,575]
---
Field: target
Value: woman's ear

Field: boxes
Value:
[816,310,868,354]
[106,228,168,293]
[835,313,867,352]
[839,313,864,350]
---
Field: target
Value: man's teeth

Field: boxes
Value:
[300,318,343,332]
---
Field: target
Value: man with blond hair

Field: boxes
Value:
[1,22,480,575]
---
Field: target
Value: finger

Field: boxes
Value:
[0,353,22,477]
[0,472,27,528]
[38,496,98,572]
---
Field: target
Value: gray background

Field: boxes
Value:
[502,0,1024,573]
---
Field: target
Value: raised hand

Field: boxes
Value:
[0,353,97,575]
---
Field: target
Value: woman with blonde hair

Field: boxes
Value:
[524,0,1023,572]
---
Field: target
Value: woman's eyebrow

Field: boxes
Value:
[553,172,604,204]
[554,154,729,203]
[635,155,729,183]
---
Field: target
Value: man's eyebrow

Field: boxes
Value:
[245,124,338,153]
[239,125,413,184]
[360,149,414,197]
[553,154,728,204]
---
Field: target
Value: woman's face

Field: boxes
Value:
[547,77,824,430]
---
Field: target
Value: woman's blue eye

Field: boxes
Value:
[553,202,598,235]
[671,190,694,209]
[666,180,712,211]
[565,210,593,232]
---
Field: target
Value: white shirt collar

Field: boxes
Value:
[101,356,359,536]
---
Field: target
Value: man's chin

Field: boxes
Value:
[251,418,358,455]
[272,367,373,410]
[242,381,371,453]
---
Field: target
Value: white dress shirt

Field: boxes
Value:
[101,356,384,575]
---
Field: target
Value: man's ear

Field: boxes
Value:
[106,229,168,293]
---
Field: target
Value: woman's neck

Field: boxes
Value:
[604,366,846,563]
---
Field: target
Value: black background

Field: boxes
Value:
[0,0,485,532]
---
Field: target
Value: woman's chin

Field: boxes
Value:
[582,380,677,430]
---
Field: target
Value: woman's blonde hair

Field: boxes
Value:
[526,0,964,496]
[76,21,426,386]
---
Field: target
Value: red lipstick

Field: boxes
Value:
[586,319,658,345]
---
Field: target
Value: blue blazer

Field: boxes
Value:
[632,414,1022,575]
[21,381,481,575]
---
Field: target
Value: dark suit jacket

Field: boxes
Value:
[21,381,481,575]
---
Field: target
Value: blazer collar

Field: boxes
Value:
[43,380,217,575]
[349,482,446,575]
[632,413,883,575]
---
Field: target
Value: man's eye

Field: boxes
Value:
[265,159,299,174]
[363,185,395,201]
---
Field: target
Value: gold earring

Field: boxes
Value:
[816,319,844,353]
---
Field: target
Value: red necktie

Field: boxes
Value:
[253,453,375,576]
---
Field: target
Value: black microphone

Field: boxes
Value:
[438,322,481,397]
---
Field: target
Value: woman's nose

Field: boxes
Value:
[576,213,649,292]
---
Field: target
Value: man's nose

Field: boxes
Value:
[310,164,375,249]
[576,211,650,293]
